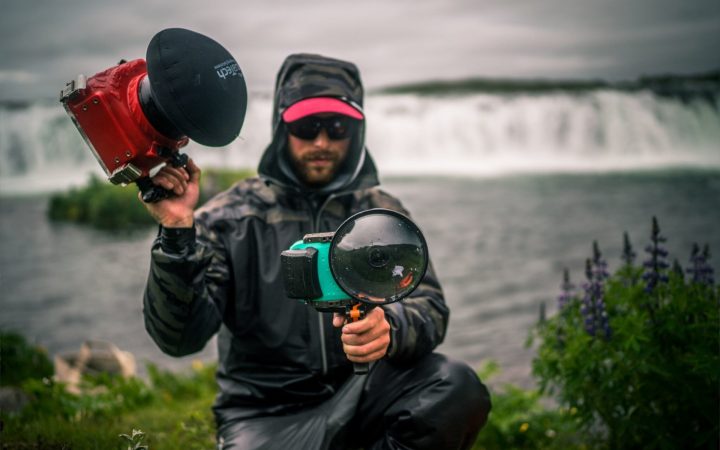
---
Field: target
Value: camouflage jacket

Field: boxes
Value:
[142,54,449,420]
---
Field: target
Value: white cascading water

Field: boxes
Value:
[1,90,718,194]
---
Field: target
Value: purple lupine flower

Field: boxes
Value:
[687,243,715,286]
[581,259,596,336]
[557,268,575,311]
[582,246,612,340]
[621,231,636,267]
[642,216,670,293]
[592,240,610,281]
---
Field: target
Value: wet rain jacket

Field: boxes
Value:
[143,54,449,424]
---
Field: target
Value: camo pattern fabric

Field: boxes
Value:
[143,53,450,416]
[270,53,364,126]
[143,177,450,411]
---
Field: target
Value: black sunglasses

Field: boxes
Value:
[285,115,359,140]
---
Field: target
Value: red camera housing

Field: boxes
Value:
[59,28,247,202]
[60,59,189,185]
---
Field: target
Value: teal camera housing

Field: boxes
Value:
[283,232,354,312]
[281,209,429,313]
[280,208,430,374]
[290,233,352,307]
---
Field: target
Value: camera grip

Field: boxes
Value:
[353,362,369,375]
[136,151,189,203]
[136,177,173,203]
[345,303,373,375]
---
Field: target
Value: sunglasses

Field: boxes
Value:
[285,115,359,140]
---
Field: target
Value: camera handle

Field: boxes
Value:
[344,302,375,375]
[137,150,189,203]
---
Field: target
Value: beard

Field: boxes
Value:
[293,150,345,186]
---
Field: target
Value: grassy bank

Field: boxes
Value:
[0,330,580,450]
[1,330,216,449]
[47,168,255,230]
[3,392,215,450]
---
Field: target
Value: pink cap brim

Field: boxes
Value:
[282,97,364,122]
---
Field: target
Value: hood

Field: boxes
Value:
[257,53,379,196]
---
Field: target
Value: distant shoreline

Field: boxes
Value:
[372,69,720,97]
[3,69,719,107]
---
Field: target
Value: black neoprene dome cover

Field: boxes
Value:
[145,28,247,146]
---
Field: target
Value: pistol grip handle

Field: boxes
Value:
[136,151,189,203]
[345,303,374,375]
[136,177,172,203]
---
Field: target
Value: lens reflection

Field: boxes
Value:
[330,210,428,304]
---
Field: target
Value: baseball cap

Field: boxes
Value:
[282,97,364,123]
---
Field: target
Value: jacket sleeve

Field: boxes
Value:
[366,189,450,363]
[382,260,449,363]
[143,221,229,357]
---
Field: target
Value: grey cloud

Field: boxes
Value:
[1,0,718,101]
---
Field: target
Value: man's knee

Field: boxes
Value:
[439,356,492,429]
[368,353,492,449]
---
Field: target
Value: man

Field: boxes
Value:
[142,53,491,449]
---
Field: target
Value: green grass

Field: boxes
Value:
[1,329,219,449]
[2,392,215,449]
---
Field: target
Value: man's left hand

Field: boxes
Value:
[332,307,391,363]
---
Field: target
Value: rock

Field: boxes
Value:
[54,340,136,393]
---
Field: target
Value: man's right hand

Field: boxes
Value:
[140,158,201,228]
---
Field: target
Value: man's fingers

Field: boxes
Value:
[162,166,190,188]
[345,348,388,363]
[341,322,388,346]
[343,337,389,359]
[342,308,387,335]
[151,174,175,192]
[152,166,189,194]
[332,313,346,328]
[153,175,184,195]
[186,158,201,183]
[336,309,389,362]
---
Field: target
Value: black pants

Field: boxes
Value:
[217,353,491,450]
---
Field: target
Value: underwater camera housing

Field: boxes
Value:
[281,209,429,374]
[59,28,247,202]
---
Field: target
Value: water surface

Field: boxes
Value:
[1,170,718,386]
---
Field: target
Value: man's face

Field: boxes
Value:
[287,114,351,187]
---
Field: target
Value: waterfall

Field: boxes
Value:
[1,89,718,194]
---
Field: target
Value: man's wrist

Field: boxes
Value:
[161,216,194,228]
[159,224,196,255]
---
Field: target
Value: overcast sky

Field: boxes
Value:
[1,0,719,101]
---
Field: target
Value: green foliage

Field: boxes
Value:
[19,373,155,422]
[119,428,148,450]
[48,175,154,229]
[199,168,255,204]
[47,168,255,230]
[531,229,719,449]
[146,360,217,400]
[0,330,54,386]
[472,361,584,450]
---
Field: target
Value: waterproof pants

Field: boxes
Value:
[217,353,491,450]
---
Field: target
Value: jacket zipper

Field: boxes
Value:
[307,195,333,377]
[308,192,349,376]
